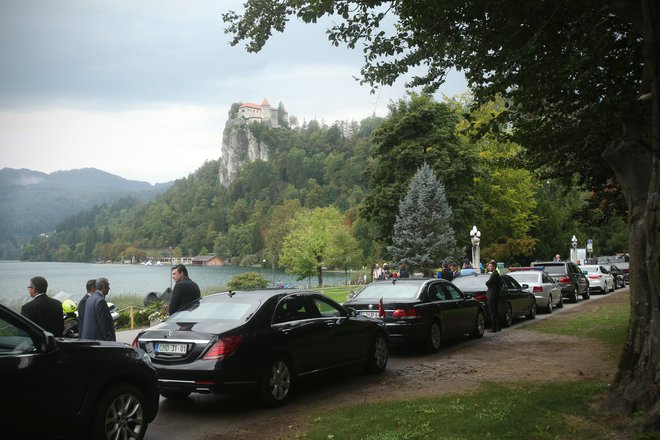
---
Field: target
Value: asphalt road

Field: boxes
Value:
[115,287,625,440]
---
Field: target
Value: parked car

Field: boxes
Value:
[0,304,159,440]
[343,278,485,352]
[530,261,590,302]
[452,273,537,328]
[579,265,615,293]
[134,289,388,406]
[606,264,626,289]
[507,268,564,313]
[616,261,630,284]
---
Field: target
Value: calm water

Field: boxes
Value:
[0,261,356,309]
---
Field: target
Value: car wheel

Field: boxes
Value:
[582,288,590,300]
[503,303,513,328]
[526,301,537,319]
[159,390,191,400]
[571,288,579,303]
[557,295,564,308]
[470,311,485,339]
[609,281,615,292]
[92,384,148,440]
[546,295,553,314]
[259,355,293,407]
[363,332,388,373]
[424,320,442,352]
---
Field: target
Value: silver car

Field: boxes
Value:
[507,269,563,313]
[579,265,615,294]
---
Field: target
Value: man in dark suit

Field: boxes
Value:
[169,264,201,315]
[77,278,96,336]
[80,277,116,341]
[21,276,64,336]
[485,260,502,332]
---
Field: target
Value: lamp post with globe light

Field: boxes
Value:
[470,226,481,272]
[571,235,578,264]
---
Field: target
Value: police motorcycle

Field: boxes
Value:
[54,291,120,338]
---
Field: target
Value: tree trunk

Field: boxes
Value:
[317,255,323,288]
[604,0,660,431]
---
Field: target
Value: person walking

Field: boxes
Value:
[77,279,96,336]
[169,264,201,315]
[485,260,501,332]
[80,277,116,341]
[21,276,64,337]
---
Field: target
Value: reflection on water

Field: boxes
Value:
[0,261,360,309]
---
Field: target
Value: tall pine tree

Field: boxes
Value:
[387,163,456,276]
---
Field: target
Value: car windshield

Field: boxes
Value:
[354,283,421,300]
[452,276,487,290]
[173,298,258,321]
[508,273,540,283]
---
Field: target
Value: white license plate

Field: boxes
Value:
[360,311,380,319]
[156,343,187,354]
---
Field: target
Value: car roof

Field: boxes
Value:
[202,289,312,302]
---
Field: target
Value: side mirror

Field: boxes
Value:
[345,307,357,318]
[522,284,529,289]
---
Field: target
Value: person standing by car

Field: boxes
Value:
[21,276,64,337]
[77,278,96,336]
[81,277,116,341]
[438,262,454,281]
[554,254,562,261]
[169,264,201,315]
[398,263,410,278]
[485,260,501,332]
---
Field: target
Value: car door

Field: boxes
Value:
[542,272,561,304]
[421,282,458,337]
[440,283,475,334]
[502,275,527,316]
[600,265,613,289]
[568,262,589,294]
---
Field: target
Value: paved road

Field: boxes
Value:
[116,287,625,440]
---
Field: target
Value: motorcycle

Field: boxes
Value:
[54,291,120,338]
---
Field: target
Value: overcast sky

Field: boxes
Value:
[0,0,468,184]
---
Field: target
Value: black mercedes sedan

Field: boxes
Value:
[134,289,388,406]
[0,304,159,440]
[343,278,485,352]
[452,273,537,328]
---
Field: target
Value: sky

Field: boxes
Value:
[0,0,468,184]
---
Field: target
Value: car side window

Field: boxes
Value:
[426,284,443,301]
[310,296,343,318]
[442,284,463,300]
[503,276,521,290]
[273,296,314,323]
[0,318,35,355]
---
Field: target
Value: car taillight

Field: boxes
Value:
[392,308,418,319]
[132,337,138,348]
[622,269,629,274]
[474,293,487,303]
[203,335,243,360]
[588,275,602,280]
[558,276,572,283]
[532,286,544,293]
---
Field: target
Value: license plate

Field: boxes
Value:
[360,311,380,319]
[155,343,187,354]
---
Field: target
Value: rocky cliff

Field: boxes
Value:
[218,118,270,186]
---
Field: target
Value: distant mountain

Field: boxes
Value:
[0,168,173,259]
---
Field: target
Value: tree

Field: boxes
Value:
[223,0,659,428]
[227,272,269,290]
[387,163,456,275]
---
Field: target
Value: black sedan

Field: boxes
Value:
[134,289,388,406]
[343,279,485,352]
[0,304,159,440]
[452,273,537,328]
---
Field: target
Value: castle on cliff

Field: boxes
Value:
[238,98,288,128]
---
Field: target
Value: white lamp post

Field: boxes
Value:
[470,225,481,272]
[571,235,578,264]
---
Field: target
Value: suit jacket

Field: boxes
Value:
[485,271,501,299]
[77,293,90,335]
[21,294,64,337]
[168,278,201,315]
[80,291,116,341]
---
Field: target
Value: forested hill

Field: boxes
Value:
[0,167,172,260]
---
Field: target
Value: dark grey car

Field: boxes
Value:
[531,261,590,302]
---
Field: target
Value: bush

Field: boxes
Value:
[227,272,269,290]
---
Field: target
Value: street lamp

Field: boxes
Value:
[262,252,275,287]
[571,235,578,264]
[470,225,481,272]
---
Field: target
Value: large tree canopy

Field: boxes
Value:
[224,0,659,430]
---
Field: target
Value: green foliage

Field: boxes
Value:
[226,271,269,290]
[387,163,456,275]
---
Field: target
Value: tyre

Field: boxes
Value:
[159,390,190,400]
[424,320,442,352]
[526,301,537,319]
[546,295,553,314]
[503,303,513,328]
[363,332,388,373]
[571,288,579,303]
[92,384,148,440]
[259,355,293,407]
[470,311,485,338]
[609,281,615,292]
[582,288,590,300]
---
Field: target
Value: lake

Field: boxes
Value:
[0,261,360,309]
